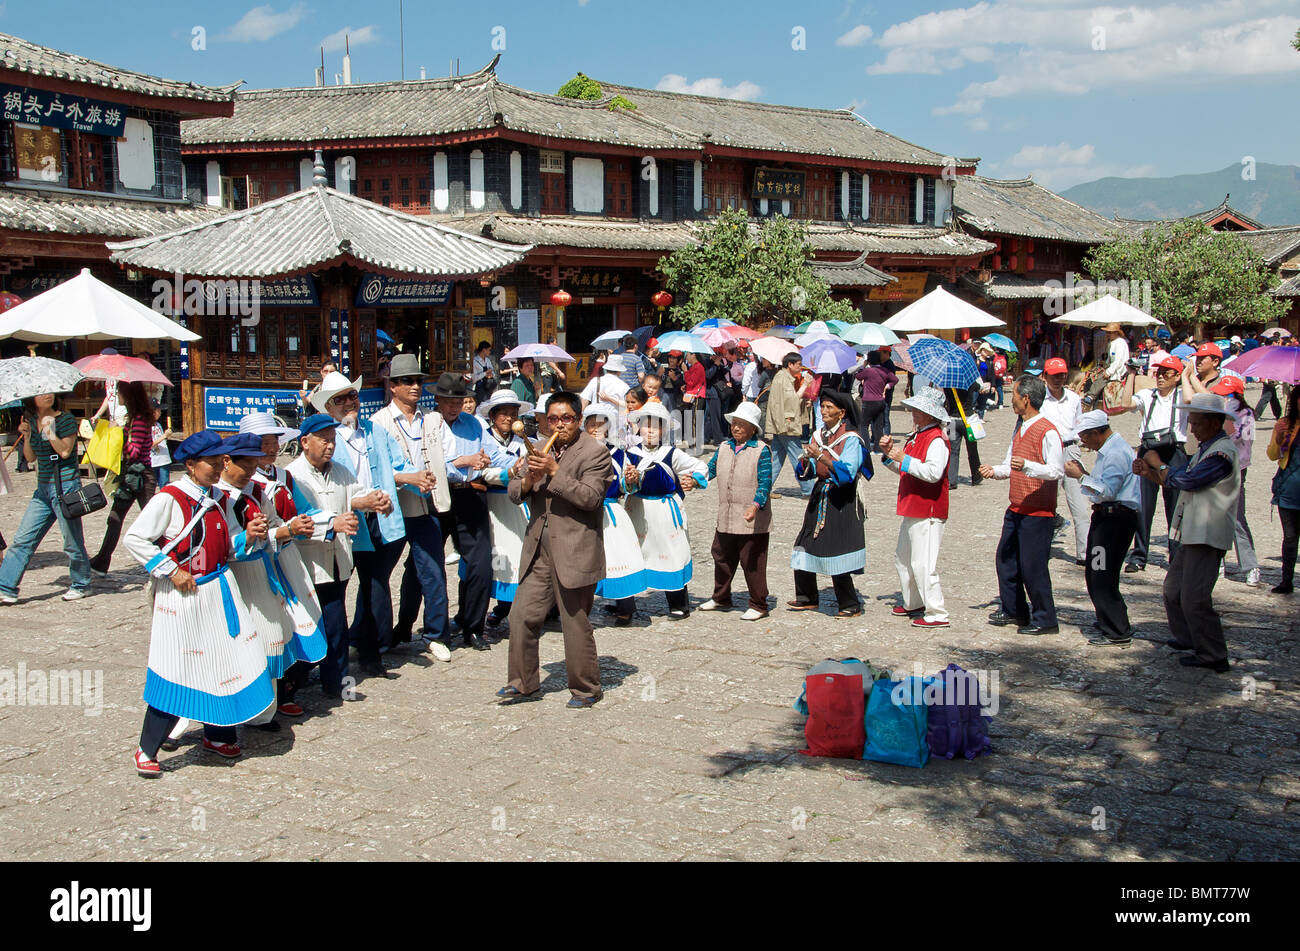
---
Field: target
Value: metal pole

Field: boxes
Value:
[400,0,405,80]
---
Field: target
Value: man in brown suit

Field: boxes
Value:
[498,392,617,708]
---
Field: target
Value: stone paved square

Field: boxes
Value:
[1,401,1296,861]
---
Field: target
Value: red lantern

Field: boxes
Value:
[651,290,673,311]
[551,290,572,309]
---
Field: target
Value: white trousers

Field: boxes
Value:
[1063,443,1090,560]
[896,516,947,621]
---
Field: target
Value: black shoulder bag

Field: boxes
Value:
[55,453,107,520]
[1138,386,1180,463]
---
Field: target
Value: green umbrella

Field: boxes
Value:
[841,323,901,347]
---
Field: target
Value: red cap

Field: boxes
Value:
[1195,342,1223,360]
[1044,358,1069,375]
[1211,376,1244,397]
[1151,353,1185,372]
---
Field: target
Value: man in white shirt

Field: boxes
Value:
[1083,322,1132,408]
[369,356,455,660]
[580,353,631,419]
[1039,358,1089,564]
[980,374,1064,636]
[287,414,393,698]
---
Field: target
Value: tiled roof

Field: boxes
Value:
[0,185,221,238]
[1233,226,1300,266]
[953,177,1119,244]
[183,59,970,170]
[811,252,896,287]
[1271,273,1300,298]
[1113,196,1270,235]
[107,186,529,279]
[0,31,239,104]
[959,272,1091,301]
[593,79,975,169]
[444,214,994,259]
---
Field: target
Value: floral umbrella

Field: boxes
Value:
[0,356,85,405]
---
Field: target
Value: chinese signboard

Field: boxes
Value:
[204,387,301,430]
[868,271,928,302]
[356,273,453,307]
[1,83,128,138]
[752,168,807,200]
[14,125,61,180]
[568,270,624,293]
[201,275,318,310]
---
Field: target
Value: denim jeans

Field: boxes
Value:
[394,514,449,641]
[769,434,813,497]
[0,484,92,597]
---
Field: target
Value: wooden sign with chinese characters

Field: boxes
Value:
[569,271,624,293]
[868,272,928,302]
[540,306,557,343]
[752,168,806,200]
[15,125,61,180]
[1,84,128,137]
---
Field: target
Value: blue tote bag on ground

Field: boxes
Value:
[863,676,931,768]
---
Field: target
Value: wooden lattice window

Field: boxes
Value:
[791,168,835,221]
[867,173,912,225]
[604,157,635,217]
[541,151,567,215]
[703,160,749,214]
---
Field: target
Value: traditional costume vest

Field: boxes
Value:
[156,485,230,576]
[1009,417,1059,517]
[897,424,950,520]
[715,440,772,535]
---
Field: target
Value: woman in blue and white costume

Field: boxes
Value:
[622,402,708,621]
[584,403,647,626]
[123,431,276,777]
[475,388,534,631]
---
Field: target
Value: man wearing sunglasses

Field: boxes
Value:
[369,356,455,661]
[498,392,617,709]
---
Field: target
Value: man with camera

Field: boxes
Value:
[1110,352,1188,573]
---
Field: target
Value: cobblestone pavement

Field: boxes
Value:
[1,398,1296,861]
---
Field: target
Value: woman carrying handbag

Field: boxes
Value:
[0,393,93,604]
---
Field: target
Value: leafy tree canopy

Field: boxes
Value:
[1083,219,1286,330]
[657,208,861,328]
[556,74,602,100]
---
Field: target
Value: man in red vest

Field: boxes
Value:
[980,374,1064,635]
[879,387,952,627]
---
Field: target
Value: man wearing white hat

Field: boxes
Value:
[580,353,630,418]
[312,370,423,670]
[1134,393,1241,673]
[1067,411,1141,647]
[879,388,951,628]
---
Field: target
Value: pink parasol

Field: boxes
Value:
[72,352,172,387]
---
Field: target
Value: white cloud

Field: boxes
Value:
[837,25,874,47]
[656,74,762,100]
[986,141,1159,189]
[967,117,990,132]
[219,3,307,43]
[322,25,380,54]
[932,98,984,116]
[863,2,1300,114]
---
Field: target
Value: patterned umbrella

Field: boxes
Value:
[903,337,979,390]
[503,343,574,363]
[691,318,739,330]
[0,356,85,404]
[840,322,901,347]
[656,331,715,355]
[793,319,851,336]
[73,353,172,387]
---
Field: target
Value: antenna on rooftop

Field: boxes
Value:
[400,0,405,80]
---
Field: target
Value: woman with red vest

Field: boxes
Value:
[122,431,277,777]
[979,374,1065,636]
[879,387,952,628]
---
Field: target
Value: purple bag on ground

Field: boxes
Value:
[925,664,991,761]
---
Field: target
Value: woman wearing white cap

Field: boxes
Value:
[879,388,952,628]
[621,402,708,620]
[476,389,536,629]
[583,403,647,625]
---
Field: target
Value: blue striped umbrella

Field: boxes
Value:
[904,337,979,390]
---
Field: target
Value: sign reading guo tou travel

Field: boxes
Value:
[0,84,128,137]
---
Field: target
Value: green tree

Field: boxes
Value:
[1083,219,1286,334]
[657,208,860,328]
[1292,27,1299,51]
[556,73,635,111]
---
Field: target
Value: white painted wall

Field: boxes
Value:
[335,156,355,194]
[299,158,314,190]
[914,177,925,224]
[117,118,156,190]
[205,161,222,207]
[649,174,660,217]
[469,150,486,210]
[861,174,870,221]
[433,152,449,211]
[572,157,604,213]
[693,160,703,212]
[509,151,522,210]
[934,177,954,226]
[841,171,850,220]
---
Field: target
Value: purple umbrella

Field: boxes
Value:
[1224,346,1300,384]
[800,337,858,374]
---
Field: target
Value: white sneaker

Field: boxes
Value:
[422,636,453,663]
[0,595,16,606]
[698,599,724,611]
[741,608,769,622]
[1245,568,1261,587]
[445,550,461,567]
[61,589,88,602]
[1218,563,1225,578]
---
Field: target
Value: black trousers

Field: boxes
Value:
[1129,445,1187,567]
[948,433,981,488]
[139,705,235,760]
[793,569,859,611]
[1280,506,1299,587]
[440,489,493,636]
[1163,543,1227,664]
[616,588,689,617]
[349,514,404,659]
[995,509,1057,627]
[1085,507,1138,639]
[90,467,157,573]
[314,580,350,695]
[1255,383,1281,420]
[859,400,887,453]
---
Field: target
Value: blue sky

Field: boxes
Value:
[5,0,1299,191]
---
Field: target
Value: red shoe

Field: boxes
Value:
[277,702,305,718]
[892,606,923,618]
[912,618,950,628]
[202,739,242,759]
[134,749,162,778]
